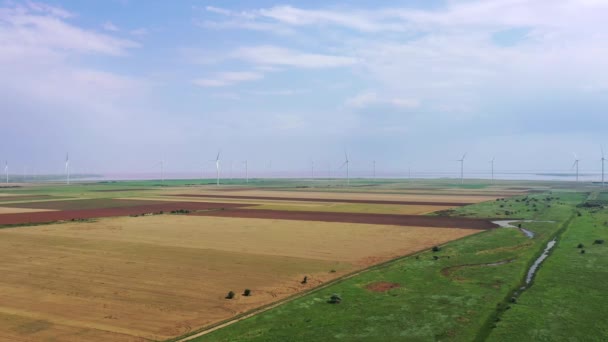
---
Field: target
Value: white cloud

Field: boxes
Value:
[346,91,420,109]
[103,21,119,31]
[0,5,138,60]
[193,71,264,87]
[233,45,357,68]
[130,28,148,36]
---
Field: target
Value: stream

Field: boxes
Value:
[491,220,554,238]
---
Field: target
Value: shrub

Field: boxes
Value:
[243,289,251,296]
[432,246,441,252]
[509,297,517,304]
[226,291,235,299]
[433,256,439,260]
[328,294,342,304]
[330,269,336,273]
[577,243,584,248]
[593,239,605,245]
[581,249,586,254]
[301,276,308,284]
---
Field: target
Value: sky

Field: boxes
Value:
[2,0,608,177]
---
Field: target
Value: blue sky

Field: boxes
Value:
[2,0,608,177]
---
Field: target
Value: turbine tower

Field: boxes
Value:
[311,160,314,180]
[601,146,605,187]
[340,151,350,185]
[65,153,70,185]
[572,153,580,182]
[490,157,495,183]
[215,151,221,186]
[373,160,376,179]
[4,161,8,184]
[457,153,467,184]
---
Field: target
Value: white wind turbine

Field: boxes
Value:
[65,153,70,185]
[215,151,221,185]
[340,151,350,185]
[457,153,467,184]
[4,161,8,184]
[601,146,606,187]
[572,153,580,182]
[490,157,495,183]
[372,160,376,179]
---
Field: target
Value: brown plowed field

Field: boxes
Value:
[0,201,248,226]
[172,194,470,206]
[1,198,170,210]
[191,208,497,230]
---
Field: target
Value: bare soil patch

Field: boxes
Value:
[191,208,497,230]
[365,282,401,292]
[0,201,248,226]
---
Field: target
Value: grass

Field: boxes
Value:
[190,192,582,342]
[487,201,608,341]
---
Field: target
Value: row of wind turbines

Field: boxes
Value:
[455,148,606,185]
[3,149,606,186]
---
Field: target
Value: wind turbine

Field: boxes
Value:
[4,161,8,184]
[601,146,605,187]
[65,153,70,185]
[310,160,315,180]
[340,151,350,185]
[372,160,376,179]
[457,153,467,184]
[572,153,580,182]
[215,151,221,186]
[490,157,495,183]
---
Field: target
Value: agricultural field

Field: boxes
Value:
[0,179,605,341]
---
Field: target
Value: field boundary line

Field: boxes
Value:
[168,231,485,342]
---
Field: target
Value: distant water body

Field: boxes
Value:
[74,171,604,183]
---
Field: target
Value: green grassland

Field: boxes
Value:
[189,191,598,342]
[488,195,608,341]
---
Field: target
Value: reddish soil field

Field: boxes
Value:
[1,198,170,210]
[366,282,401,292]
[191,208,497,230]
[0,201,247,226]
[172,194,470,206]
[0,195,56,202]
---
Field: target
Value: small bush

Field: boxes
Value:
[581,249,586,254]
[226,291,235,299]
[243,289,251,296]
[433,255,439,260]
[577,243,584,248]
[432,246,441,252]
[328,294,342,304]
[593,239,605,245]
[301,276,308,284]
[509,297,517,304]
[330,269,336,273]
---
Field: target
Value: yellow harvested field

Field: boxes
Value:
[0,215,478,341]
[164,189,501,204]
[0,207,56,214]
